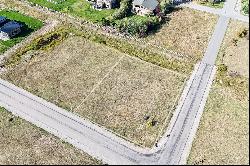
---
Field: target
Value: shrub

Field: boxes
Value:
[242,0,249,14]
[160,0,172,14]
[217,64,228,73]
[109,0,132,21]
[115,16,160,37]
[237,28,248,38]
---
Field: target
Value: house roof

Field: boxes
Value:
[133,0,159,10]
[0,21,22,34]
[0,16,6,23]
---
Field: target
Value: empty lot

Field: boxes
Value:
[0,107,100,165]
[2,36,187,147]
[143,7,218,61]
[218,20,249,77]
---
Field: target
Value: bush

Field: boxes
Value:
[160,0,172,14]
[242,0,249,14]
[115,16,160,37]
[237,28,248,38]
[217,64,228,73]
[109,0,132,21]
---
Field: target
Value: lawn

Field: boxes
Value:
[0,10,43,54]
[28,0,116,23]
[143,7,218,61]
[1,35,187,148]
[188,19,249,165]
[0,107,100,164]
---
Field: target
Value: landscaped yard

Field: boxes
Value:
[1,34,187,147]
[143,7,218,60]
[0,107,100,165]
[28,0,116,23]
[188,19,249,165]
[0,10,43,54]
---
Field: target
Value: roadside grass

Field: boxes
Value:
[187,82,249,165]
[218,20,249,78]
[193,0,225,8]
[188,19,249,165]
[143,7,218,61]
[0,107,100,164]
[28,0,116,23]
[1,34,187,147]
[0,10,43,54]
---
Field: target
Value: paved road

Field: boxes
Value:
[0,0,243,165]
[180,1,249,23]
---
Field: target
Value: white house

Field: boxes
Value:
[0,21,22,41]
[132,0,160,16]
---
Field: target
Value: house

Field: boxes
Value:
[96,0,117,9]
[132,0,160,16]
[0,21,22,41]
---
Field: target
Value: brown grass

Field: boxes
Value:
[218,20,249,78]
[75,56,186,147]
[0,107,100,165]
[2,36,187,147]
[144,7,218,61]
[188,83,249,165]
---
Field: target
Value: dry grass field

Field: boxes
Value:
[2,36,187,147]
[0,107,100,165]
[188,83,249,165]
[188,20,249,165]
[144,7,218,61]
[218,20,249,77]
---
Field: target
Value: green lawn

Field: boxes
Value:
[0,10,43,54]
[28,0,116,23]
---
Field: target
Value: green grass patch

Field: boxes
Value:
[0,10,43,54]
[28,0,116,23]
[242,0,249,15]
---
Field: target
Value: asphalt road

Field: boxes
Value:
[0,0,247,165]
[180,0,249,23]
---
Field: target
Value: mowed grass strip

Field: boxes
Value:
[0,107,100,165]
[2,36,186,147]
[75,56,186,147]
[144,7,218,61]
[0,10,43,54]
